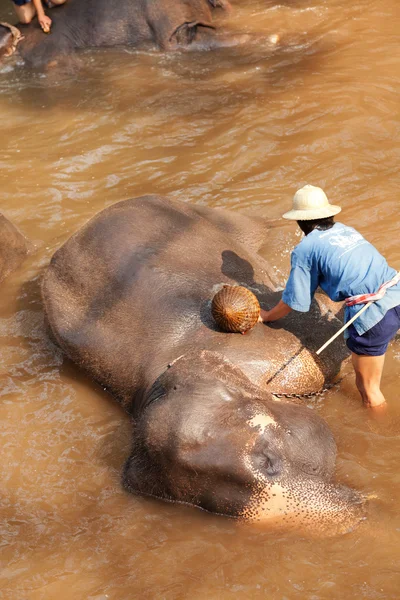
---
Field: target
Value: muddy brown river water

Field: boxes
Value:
[1,0,400,597]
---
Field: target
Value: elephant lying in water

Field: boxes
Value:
[42,195,364,534]
[0,212,29,283]
[0,0,243,68]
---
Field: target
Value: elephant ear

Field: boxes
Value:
[207,0,231,9]
[122,376,253,515]
[145,0,215,50]
[170,21,215,47]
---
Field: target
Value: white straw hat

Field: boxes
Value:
[282,185,342,221]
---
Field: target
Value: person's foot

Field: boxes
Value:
[363,393,387,409]
[368,400,388,422]
[370,401,387,412]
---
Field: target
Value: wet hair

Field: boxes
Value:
[297,216,335,236]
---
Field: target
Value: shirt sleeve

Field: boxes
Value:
[282,249,319,312]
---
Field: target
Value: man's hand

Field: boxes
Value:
[38,14,52,33]
[259,300,292,323]
[33,0,52,32]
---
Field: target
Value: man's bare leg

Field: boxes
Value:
[351,352,386,408]
[13,0,66,30]
[13,2,36,24]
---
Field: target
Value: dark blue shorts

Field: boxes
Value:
[13,0,51,6]
[346,305,400,356]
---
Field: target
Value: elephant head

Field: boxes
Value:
[123,352,364,535]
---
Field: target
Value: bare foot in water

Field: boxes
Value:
[368,400,387,413]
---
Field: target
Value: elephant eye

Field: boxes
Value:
[300,460,321,476]
[252,438,281,477]
[263,455,280,477]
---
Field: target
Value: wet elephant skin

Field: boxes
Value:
[1,0,231,68]
[42,195,364,534]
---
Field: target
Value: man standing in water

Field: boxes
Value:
[260,185,400,408]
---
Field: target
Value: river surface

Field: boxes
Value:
[1,0,400,598]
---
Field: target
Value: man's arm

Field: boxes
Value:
[32,0,52,32]
[260,300,292,322]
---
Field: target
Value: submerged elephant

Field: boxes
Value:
[0,0,241,68]
[42,195,364,534]
[0,211,29,283]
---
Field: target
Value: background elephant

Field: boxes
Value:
[0,211,29,283]
[0,0,238,68]
[42,195,363,534]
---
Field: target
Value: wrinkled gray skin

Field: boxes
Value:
[0,212,29,283]
[42,196,364,534]
[0,0,242,69]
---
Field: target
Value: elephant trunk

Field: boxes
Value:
[0,22,23,60]
[241,476,366,535]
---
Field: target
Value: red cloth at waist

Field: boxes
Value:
[345,272,400,307]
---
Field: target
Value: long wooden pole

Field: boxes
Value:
[316,301,372,355]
